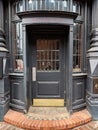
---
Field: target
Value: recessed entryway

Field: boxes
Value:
[27,25,69,107]
[27,106,69,120]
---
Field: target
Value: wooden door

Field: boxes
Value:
[32,38,65,106]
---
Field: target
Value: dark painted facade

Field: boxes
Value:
[0,0,98,121]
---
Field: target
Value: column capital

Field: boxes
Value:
[90,28,98,47]
[0,29,8,54]
[87,28,98,58]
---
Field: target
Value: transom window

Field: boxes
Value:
[37,39,60,71]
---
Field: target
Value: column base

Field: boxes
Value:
[87,96,98,120]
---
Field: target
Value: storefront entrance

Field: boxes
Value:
[9,10,76,112]
[31,37,65,106]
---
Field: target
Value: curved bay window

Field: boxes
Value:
[11,2,23,72]
[16,0,71,12]
[27,0,69,11]
[16,0,83,14]
[73,0,83,72]
[13,0,83,73]
[12,22,23,72]
[73,23,83,72]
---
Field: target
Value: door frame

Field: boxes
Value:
[23,23,73,113]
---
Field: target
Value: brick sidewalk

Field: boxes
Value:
[4,109,92,130]
[0,122,23,130]
[73,121,98,130]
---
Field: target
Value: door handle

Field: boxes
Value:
[32,67,36,81]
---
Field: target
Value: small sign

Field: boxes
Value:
[93,78,98,94]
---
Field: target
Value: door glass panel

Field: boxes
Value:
[37,39,60,71]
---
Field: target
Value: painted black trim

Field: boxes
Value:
[17,10,78,19]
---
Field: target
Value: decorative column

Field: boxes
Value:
[87,0,98,120]
[0,0,9,121]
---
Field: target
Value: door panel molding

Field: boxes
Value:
[37,81,60,97]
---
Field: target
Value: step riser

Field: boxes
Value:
[4,109,92,129]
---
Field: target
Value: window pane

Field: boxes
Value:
[27,0,70,11]
[37,39,60,71]
[13,22,23,72]
[73,1,81,14]
[16,0,23,12]
[62,0,69,11]
[73,23,83,72]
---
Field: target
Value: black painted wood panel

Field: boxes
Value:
[72,76,86,110]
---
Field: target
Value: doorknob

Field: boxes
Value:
[32,67,36,81]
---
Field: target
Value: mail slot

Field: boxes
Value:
[93,78,98,94]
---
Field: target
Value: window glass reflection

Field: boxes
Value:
[63,0,69,11]
[16,0,81,13]
[28,0,69,11]
[13,22,23,72]
[37,39,60,71]
[28,0,33,10]
[16,0,23,12]
[73,1,80,14]
[73,23,83,72]
[49,0,55,10]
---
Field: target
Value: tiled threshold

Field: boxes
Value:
[4,109,92,130]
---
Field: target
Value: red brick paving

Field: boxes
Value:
[73,121,98,130]
[1,121,98,130]
[4,109,92,130]
[0,122,24,130]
